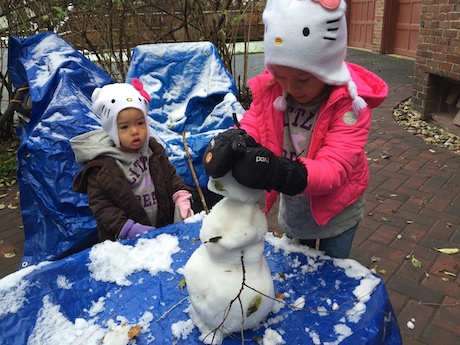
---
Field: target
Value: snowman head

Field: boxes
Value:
[200,198,267,258]
[207,172,264,204]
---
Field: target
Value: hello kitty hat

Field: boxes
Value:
[92,78,151,147]
[263,0,366,114]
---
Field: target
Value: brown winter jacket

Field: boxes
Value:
[72,138,192,241]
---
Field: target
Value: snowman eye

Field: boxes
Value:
[303,27,310,37]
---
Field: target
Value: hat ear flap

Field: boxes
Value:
[91,87,102,103]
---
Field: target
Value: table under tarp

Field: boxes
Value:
[0,219,401,345]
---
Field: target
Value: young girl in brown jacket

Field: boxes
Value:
[71,79,193,241]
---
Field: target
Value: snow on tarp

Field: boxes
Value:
[126,42,244,188]
[0,218,402,345]
[8,32,242,266]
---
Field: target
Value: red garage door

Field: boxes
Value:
[393,0,422,57]
[348,0,375,50]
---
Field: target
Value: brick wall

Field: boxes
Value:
[372,0,385,53]
[412,0,460,119]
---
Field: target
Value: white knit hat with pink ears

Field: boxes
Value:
[263,0,367,114]
[92,78,151,147]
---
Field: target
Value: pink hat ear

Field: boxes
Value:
[313,0,341,10]
[131,78,152,102]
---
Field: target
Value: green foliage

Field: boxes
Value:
[0,151,17,181]
[0,137,20,182]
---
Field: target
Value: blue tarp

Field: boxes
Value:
[8,32,242,266]
[0,220,402,344]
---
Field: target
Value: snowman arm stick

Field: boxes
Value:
[182,131,209,214]
[156,296,188,322]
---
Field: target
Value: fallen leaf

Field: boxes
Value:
[253,336,263,344]
[420,198,429,205]
[411,256,422,269]
[179,278,186,292]
[396,234,402,239]
[213,180,226,192]
[381,216,391,223]
[442,271,457,277]
[275,292,285,299]
[405,220,414,224]
[371,255,380,263]
[433,248,459,255]
[405,250,413,260]
[3,251,16,259]
[441,277,449,282]
[246,294,262,317]
[128,324,141,339]
[379,269,387,275]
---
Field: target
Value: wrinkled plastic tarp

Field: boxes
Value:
[9,32,114,268]
[8,32,242,266]
[0,221,402,345]
[126,42,244,188]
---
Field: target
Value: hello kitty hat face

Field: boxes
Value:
[264,0,348,85]
[263,0,366,113]
[92,78,151,147]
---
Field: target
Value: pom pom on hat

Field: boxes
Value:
[92,78,151,147]
[273,91,288,111]
[263,0,367,114]
[348,80,367,114]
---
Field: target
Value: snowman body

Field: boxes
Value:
[184,196,275,337]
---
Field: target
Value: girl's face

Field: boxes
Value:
[271,65,326,104]
[117,108,148,152]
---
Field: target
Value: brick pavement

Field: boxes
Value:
[1,82,459,344]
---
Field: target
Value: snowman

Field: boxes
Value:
[183,172,275,344]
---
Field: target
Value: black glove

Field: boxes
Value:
[203,128,258,178]
[232,146,307,195]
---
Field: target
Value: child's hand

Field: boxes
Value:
[203,128,257,178]
[118,219,155,239]
[232,146,308,195]
[173,190,194,219]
